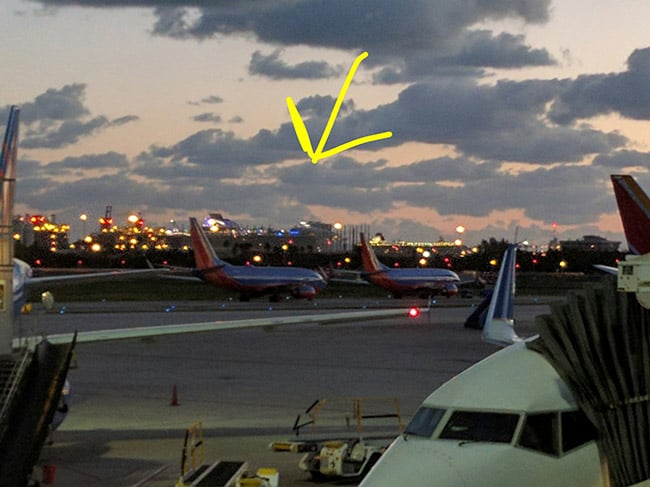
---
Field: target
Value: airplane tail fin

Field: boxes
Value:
[1,106,19,227]
[359,232,388,273]
[611,174,650,255]
[482,244,520,346]
[189,217,229,271]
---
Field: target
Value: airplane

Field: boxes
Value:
[1,107,165,313]
[358,232,461,298]
[188,216,327,302]
[359,243,644,486]
[611,174,650,255]
[591,174,650,276]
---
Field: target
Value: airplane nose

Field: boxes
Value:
[359,437,466,487]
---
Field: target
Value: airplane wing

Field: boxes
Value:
[28,267,169,285]
[593,264,618,275]
[14,307,412,349]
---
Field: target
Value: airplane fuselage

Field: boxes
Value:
[363,268,460,297]
[199,265,326,299]
[360,343,606,486]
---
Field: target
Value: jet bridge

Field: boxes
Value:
[0,338,75,486]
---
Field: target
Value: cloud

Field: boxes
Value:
[32,1,553,71]
[592,149,650,169]
[188,94,224,106]
[549,47,650,124]
[49,151,131,172]
[193,112,222,123]
[2,84,139,149]
[110,115,140,126]
[249,50,342,80]
[21,116,110,149]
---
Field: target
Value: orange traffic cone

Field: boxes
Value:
[170,384,180,406]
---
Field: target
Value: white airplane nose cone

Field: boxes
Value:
[360,437,466,487]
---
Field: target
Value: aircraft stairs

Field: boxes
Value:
[0,351,32,443]
[0,338,75,486]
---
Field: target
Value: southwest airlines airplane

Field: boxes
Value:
[189,217,327,301]
[359,232,461,298]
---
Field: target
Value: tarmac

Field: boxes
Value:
[20,296,548,486]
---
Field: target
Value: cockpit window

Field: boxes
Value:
[518,413,559,455]
[561,410,598,452]
[404,407,445,438]
[517,410,598,456]
[440,411,519,443]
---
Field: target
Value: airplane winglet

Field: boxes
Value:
[482,244,520,346]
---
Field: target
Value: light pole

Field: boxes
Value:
[79,213,87,241]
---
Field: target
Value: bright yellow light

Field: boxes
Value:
[253,255,263,263]
[418,258,428,266]
[128,214,139,224]
[455,225,465,234]
[84,236,93,243]
[559,260,568,269]
[91,243,102,252]
[422,250,431,258]
[79,214,87,221]
[490,259,498,266]
[12,233,20,241]
[454,239,462,246]
[333,222,343,230]
[344,257,351,264]
[281,244,289,251]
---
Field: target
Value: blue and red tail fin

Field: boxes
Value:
[189,217,229,271]
[0,106,19,182]
[611,174,650,255]
[1,106,19,229]
[359,232,388,273]
[482,244,519,346]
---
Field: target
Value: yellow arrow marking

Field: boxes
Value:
[286,51,393,164]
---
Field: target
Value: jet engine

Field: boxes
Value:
[292,286,317,300]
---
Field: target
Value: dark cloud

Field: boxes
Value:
[549,48,650,124]
[249,50,341,80]
[592,150,650,169]
[193,112,222,123]
[321,78,626,163]
[3,84,138,149]
[110,115,139,126]
[31,0,553,73]
[49,151,130,172]
[188,95,224,106]
[133,126,299,180]
[21,116,110,149]
[372,30,555,84]
[441,30,554,68]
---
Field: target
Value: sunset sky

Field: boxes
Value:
[4,0,650,247]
